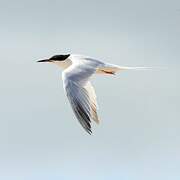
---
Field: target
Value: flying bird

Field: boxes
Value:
[38,54,149,134]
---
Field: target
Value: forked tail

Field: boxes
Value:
[97,63,158,75]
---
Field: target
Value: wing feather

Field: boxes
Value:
[62,58,100,134]
[85,82,99,124]
[65,80,93,134]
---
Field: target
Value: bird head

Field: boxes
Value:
[37,54,70,63]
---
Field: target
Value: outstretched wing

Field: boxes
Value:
[62,58,100,134]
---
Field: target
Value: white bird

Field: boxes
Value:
[38,54,150,134]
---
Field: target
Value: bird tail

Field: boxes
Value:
[96,63,158,75]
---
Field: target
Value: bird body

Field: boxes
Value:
[38,54,150,134]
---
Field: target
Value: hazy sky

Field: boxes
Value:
[0,0,180,179]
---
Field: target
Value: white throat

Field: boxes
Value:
[53,58,72,69]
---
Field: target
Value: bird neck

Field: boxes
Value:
[54,58,72,69]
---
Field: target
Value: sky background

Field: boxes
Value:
[0,0,180,179]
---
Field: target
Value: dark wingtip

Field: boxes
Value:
[87,129,92,135]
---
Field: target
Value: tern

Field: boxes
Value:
[38,54,150,134]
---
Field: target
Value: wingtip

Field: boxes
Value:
[87,129,92,135]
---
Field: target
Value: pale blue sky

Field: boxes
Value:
[0,0,180,179]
